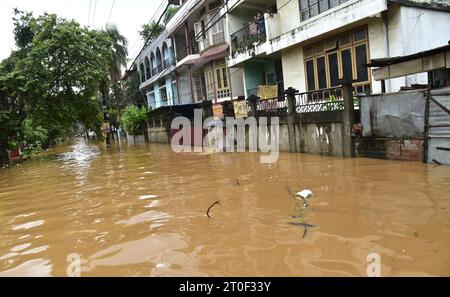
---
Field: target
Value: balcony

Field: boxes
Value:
[197,18,226,52]
[269,0,387,55]
[231,16,266,57]
[228,11,281,68]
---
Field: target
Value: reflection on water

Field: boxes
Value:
[0,138,450,276]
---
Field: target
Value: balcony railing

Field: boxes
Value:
[300,0,350,22]
[246,85,361,116]
[295,87,344,113]
[231,16,266,56]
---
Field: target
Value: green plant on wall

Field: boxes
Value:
[121,105,148,136]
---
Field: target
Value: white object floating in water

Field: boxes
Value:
[296,190,314,201]
[139,195,158,200]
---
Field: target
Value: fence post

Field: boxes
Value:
[340,79,356,158]
[248,94,259,117]
[286,87,299,153]
[423,89,431,163]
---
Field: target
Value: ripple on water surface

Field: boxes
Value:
[1,138,450,276]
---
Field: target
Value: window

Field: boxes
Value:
[216,69,222,89]
[341,49,352,80]
[222,68,228,89]
[140,63,146,83]
[339,33,351,47]
[147,91,156,109]
[300,0,350,22]
[194,18,210,50]
[145,57,152,79]
[328,52,339,87]
[317,57,327,89]
[355,44,368,82]
[211,14,225,45]
[171,77,178,105]
[306,60,316,91]
[304,46,314,58]
[194,10,225,52]
[160,85,168,102]
[353,27,367,42]
[303,27,371,93]
[204,67,215,101]
[192,70,206,102]
[214,62,230,99]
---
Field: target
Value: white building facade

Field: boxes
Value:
[137,32,178,110]
[136,0,450,110]
[226,0,450,97]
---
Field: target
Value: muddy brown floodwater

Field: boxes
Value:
[0,138,450,276]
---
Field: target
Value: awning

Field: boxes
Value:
[200,44,229,61]
[175,44,229,69]
[367,42,450,67]
[368,41,450,81]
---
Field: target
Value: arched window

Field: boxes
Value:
[150,53,156,76]
[145,57,151,79]
[162,42,169,68]
[140,63,146,82]
[155,48,162,72]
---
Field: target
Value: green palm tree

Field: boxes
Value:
[103,24,128,114]
[101,24,128,140]
[106,24,128,86]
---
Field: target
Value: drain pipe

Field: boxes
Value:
[382,10,392,93]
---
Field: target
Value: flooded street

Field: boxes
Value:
[0,138,449,276]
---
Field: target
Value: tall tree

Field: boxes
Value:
[106,24,128,85]
[0,10,114,162]
[102,24,128,130]
[138,5,180,42]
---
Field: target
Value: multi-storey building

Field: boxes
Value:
[227,0,450,97]
[137,31,178,110]
[136,0,450,111]
[136,0,245,110]
[166,0,244,104]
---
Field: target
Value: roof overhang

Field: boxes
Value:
[368,42,450,81]
[389,0,450,12]
[175,44,229,68]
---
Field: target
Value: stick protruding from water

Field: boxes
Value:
[207,201,221,218]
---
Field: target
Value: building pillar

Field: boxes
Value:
[286,87,298,153]
[184,22,191,55]
[188,65,194,104]
[247,94,258,118]
[341,80,356,158]
[211,61,218,103]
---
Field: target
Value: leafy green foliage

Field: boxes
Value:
[139,21,165,42]
[0,9,115,163]
[138,5,180,42]
[164,6,179,24]
[102,25,128,132]
[21,119,48,155]
[121,105,148,136]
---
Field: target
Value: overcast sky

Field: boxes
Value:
[0,0,164,63]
